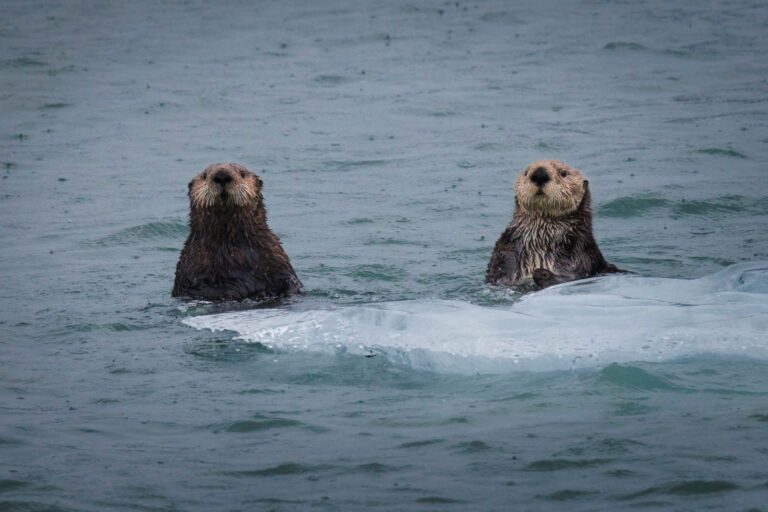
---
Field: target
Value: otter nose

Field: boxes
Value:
[212,170,233,186]
[530,167,550,187]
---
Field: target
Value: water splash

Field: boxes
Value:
[183,263,768,373]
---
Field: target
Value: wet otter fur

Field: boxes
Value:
[172,163,302,301]
[486,160,621,289]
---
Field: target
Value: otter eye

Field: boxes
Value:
[201,173,207,180]
[240,171,247,178]
[559,170,567,178]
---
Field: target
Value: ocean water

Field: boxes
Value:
[1,0,768,510]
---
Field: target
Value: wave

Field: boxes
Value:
[183,263,768,373]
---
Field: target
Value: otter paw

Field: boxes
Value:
[532,268,558,288]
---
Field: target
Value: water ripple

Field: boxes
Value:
[526,458,613,471]
[215,414,304,433]
[619,480,740,499]
[696,147,748,159]
[598,365,682,391]
[225,463,331,478]
[89,221,187,246]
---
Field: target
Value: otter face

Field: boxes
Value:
[188,163,263,209]
[514,160,587,217]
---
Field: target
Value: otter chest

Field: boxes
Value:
[516,219,573,277]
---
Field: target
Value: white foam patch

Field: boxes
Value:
[183,263,768,373]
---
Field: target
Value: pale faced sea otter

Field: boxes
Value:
[486,159,622,289]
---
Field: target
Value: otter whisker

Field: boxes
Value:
[237,182,256,206]
[191,186,211,209]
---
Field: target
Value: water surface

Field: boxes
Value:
[2,0,768,510]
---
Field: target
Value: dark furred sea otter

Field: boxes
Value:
[486,159,621,289]
[172,163,302,301]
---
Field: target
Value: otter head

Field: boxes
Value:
[187,163,264,211]
[514,159,589,217]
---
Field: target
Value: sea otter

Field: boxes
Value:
[172,163,303,301]
[486,159,621,289]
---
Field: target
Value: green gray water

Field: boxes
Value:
[2,1,768,510]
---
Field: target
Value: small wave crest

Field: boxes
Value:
[89,221,187,246]
[183,263,768,373]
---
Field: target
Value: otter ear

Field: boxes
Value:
[258,178,264,187]
[577,179,591,211]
